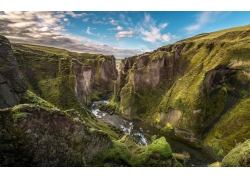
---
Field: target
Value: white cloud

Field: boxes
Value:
[7,21,36,28]
[86,27,92,35]
[0,11,146,59]
[161,34,171,42]
[66,11,87,18]
[184,11,225,34]
[140,26,161,43]
[138,13,176,44]
[110,19,118,25]
[115,31,133,39]
[185,24,200,33]
[0,11,66,32]
[39,26,50,32]
[0,11,84,46]
[83,18,88,22]
[108,26,123,31]
[35,11,61,26]
[2,11,35,21]
[159,23,168,29]
[86,27,96,35]
[116,26,123,30]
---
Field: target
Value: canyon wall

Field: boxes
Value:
[12,43,118,111]
[0,35,181,167]
[112,26,250,155]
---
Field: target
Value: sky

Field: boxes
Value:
[1,11,250,59]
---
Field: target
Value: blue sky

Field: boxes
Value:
[1,11,250,58]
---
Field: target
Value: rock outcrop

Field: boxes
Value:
[0,35,27,108]
[12,43,117,111]
[72,55,117,105]
[0,104,112,166]
[112,25,250,156]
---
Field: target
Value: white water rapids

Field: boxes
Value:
[90,100,148,146]
[90,100,216,166]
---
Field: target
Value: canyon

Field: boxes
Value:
[1,25,250,167]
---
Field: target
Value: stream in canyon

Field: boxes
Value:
[90,100,216,167]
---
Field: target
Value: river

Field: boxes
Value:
[90,100,216,167]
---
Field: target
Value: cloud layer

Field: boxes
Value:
[0,11,145,58]
[138,13,178,44]
[115,31,133,39]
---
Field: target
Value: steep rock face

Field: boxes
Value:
[12,44,117,110]
[114,44,184,119]
[72,55,117,105]
[112,25,250,155]
[0,36,27,108]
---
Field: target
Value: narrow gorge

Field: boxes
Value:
[111,26,250,160]
[1,24,250,167]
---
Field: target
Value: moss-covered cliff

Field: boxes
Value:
[112,25,250,156]
[12,43,118,109]
[0,35,182,167]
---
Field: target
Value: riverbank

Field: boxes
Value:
[90,100,216,167]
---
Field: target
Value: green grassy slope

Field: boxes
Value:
[113,25,250,156]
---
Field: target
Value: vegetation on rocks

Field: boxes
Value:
[112,25,250,156]
[98,103,117,115]
[19,90,55,108]
[0,101,182,166]
[221,139,250,167]
[204,97,250,156]
[2,25,250,166]
[0,103,112,166]
[210,138,250,167]
[0,35,182,167]
[91,134,182,167]
[12,43,117,108]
